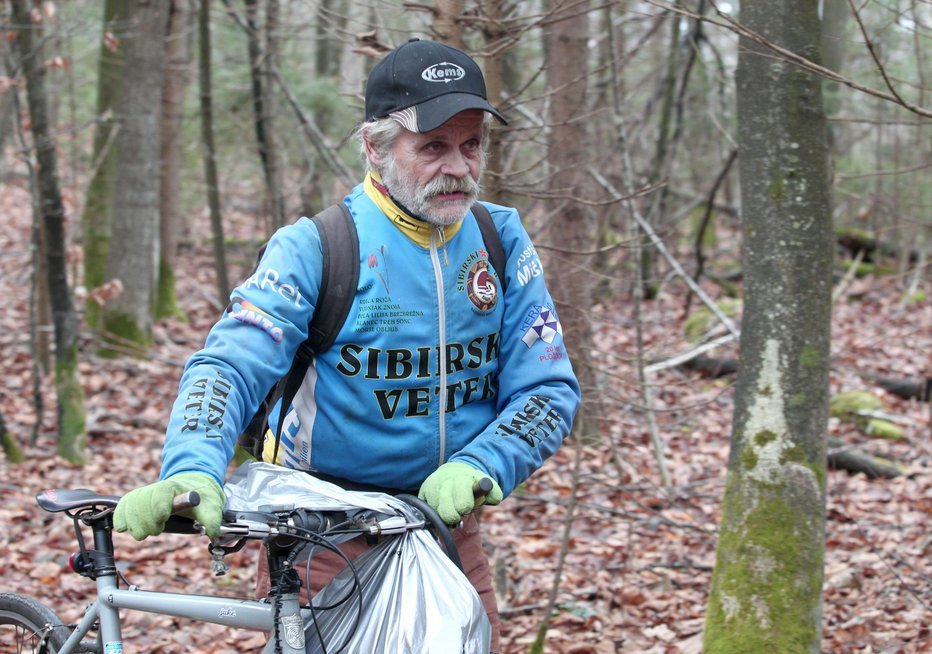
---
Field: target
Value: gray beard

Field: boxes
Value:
[379,156,481,227]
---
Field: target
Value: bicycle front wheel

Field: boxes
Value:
[0,592,69,653]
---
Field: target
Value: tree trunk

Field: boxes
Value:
[479,0,507,204]
[157,0,192,321]
[544,0,596,444]
[82,0,130,328]
[432,0,465,47]
[0,35,15,181]
[704,1,833,652]
[101,0,170,354]
[1,409,24,463]
[244,0,285,229]
[314,0,344,79]
[639,6,682,300]
[199,0,230,305]
[13,0,87,464]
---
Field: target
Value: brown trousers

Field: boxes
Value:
[256,512,501,652]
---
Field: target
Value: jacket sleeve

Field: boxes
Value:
[449,204,581,496]
[159,218,324,484]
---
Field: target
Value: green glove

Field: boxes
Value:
[114,472,225,540]
[418,462,503,525]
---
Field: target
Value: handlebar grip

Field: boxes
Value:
[473,477,493,498]
[171,491,200,513]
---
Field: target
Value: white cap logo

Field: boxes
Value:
[422,62,466,83]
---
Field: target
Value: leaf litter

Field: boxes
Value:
[0,178,929,652]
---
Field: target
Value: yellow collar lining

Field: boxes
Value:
[364,172,463,248]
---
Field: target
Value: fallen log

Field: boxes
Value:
[681,355,739,378]
[874,376,932,402]
[827,437,904,479]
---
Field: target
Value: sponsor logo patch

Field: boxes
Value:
[515,244,543,286]
[230,299,284,342]
[458,250,498,313]
[521,305,563,348]
[466,260,498,312]
[421,62,465,83]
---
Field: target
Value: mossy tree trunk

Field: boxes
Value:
[1,410,24,463]
[82,0,130,328]
[156,0,192,321]
[100,0,171,354]
[13,0,87,464]
[704,1,834,653]
[198,0,230,307]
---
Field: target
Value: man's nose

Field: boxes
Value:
[439,151,470,178]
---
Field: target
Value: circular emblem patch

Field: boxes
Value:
[466,260,498,312]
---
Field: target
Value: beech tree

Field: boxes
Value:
[100,0,170,352]
[544,0,596,437]
[156,0,193,321]
[12,0,87,463]
[704,0,834,651]
[81,0,130,328]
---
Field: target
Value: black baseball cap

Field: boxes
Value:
[365,38,507,132]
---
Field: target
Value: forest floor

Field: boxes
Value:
[1,174,930,653]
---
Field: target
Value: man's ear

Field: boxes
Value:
[363,134,383,167]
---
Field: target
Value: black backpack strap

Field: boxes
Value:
[471,202,507,293]
[268,203,358,465]
[308,203,358,352]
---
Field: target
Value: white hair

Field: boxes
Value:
[356,113,492,175]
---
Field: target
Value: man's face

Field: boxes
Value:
[376,110,485,227]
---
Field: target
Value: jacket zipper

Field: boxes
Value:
[430,228,447,467]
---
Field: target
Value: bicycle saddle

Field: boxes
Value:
[36,488,120,513]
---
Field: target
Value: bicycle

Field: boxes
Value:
[0,464,493,653]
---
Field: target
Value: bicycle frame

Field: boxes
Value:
[26,473,484,654]
[44,493,339,654]
[58,576,311,654]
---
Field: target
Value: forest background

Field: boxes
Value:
[0,1,929,652]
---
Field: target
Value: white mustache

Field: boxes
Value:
[424,175,479,197]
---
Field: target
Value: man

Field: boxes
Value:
[114,38,580,651]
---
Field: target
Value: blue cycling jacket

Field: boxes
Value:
[160,174,580,496]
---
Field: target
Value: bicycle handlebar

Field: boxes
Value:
[473,477,493,497]
[171,491,200,512]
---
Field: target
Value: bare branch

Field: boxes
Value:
[641,0,932,118]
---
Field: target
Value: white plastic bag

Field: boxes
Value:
[223,462,491,653]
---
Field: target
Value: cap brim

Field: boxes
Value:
[413,93,507,132]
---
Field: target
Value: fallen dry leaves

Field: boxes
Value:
[1,176,929,653]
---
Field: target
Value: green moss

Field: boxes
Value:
[799,344,820,368]
[705,479,824,653]
[789,393,808,408]
[864,418,904,440]
[830,391,883,420]
[755,430,777,447]
[902,289,926,304]
[2,432,24,463]
[55,357,87,465]
[683,299,742,342]
[740,447,758,471]
[99,310,151,358]
[768,176,786,202]
[779,443,804,464]
[155,257,184,321]
[835,226,872,242]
